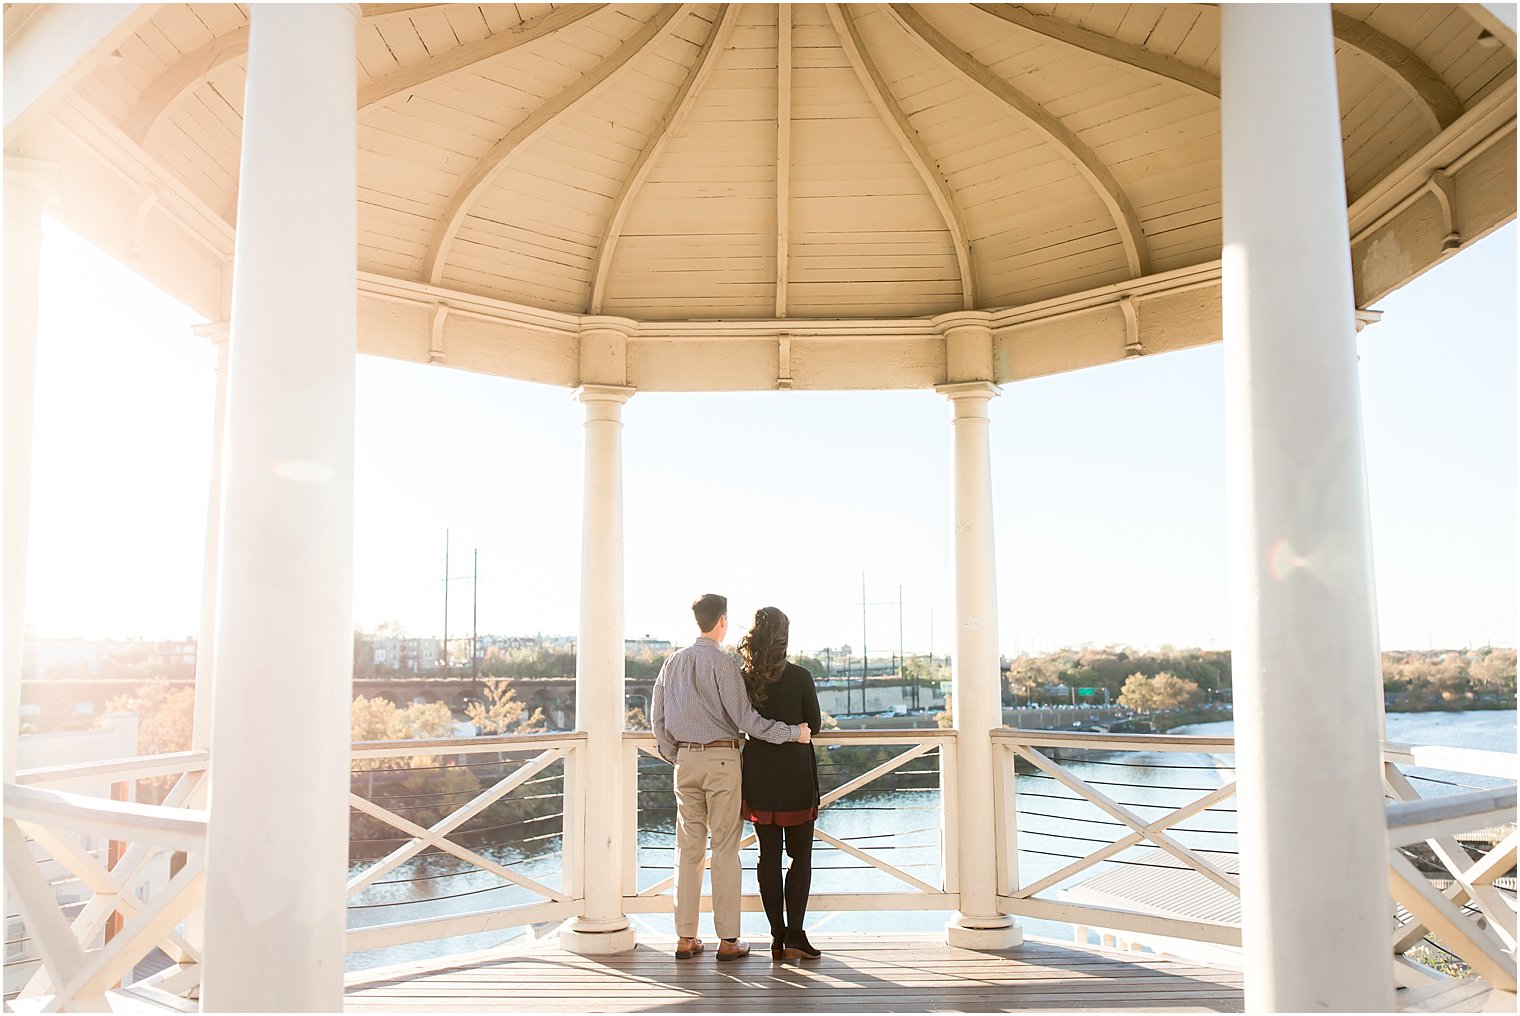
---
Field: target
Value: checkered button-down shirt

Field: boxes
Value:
[651,636,799,763]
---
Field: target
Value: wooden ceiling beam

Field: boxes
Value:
[359,5,607,110]
[886,3,1152,279]
[970,3,1219,98]
[827,3,977,310]
[776,5,793,319]
[422,5,690,287]
[1331,11,1465,132]
[588,6,739,315]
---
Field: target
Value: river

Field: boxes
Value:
[346,709,1515,972]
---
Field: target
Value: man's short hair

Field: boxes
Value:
[692,593,727,633]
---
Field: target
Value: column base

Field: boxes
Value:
[559,918,637,955]
[945,915,1023,950]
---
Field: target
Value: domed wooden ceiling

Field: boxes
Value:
[10,3,1517,389]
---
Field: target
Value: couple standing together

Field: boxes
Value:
[651,593,823,963]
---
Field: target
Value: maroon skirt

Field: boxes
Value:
[741,800,819,826]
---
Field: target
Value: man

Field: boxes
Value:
[651,593,811,961]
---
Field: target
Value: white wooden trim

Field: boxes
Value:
[940,734,960,895]
[775,5,792,318]
[1385,786,1518,846]
[993,729,1236,752]
[1012,745,1240,896]
[886,3,1152,279]
[358,5,608,110]
[1331,11,1465,132]
[16,749,209,786]
[1012,781,1238,901]
[812,827,941,894]
[826,3,976,309]
[351,731,585,760]
[346,900,575,954]
[3,783,207,852]
[587,4,739,314]
[422,4,689,285]
[968,3,1219,98]
[997,895,1244,948]
[1382,741,1519,781]
[820,741,935,808]
[2,820,89,999]
[1388,850,1517,991]
[622,891,958,914]
[65,859,206,1001]
[346,747,566,899]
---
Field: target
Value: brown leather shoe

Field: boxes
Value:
[675,937,704,959]
[716,938,750,961]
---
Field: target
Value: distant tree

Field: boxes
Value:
[1469,649,1517,694]
[466,677,546,736]
[819,709,840,731]
[1118,672,1159,713]
[1119,671,1198,713]
[626,706,650,731]
[936,695,954,729]
[102,679,195,801]
[351,696,456,770]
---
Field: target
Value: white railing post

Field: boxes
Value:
[1222,4,1394,1009]
[201,5,360,1011]
[936,323,1020,948]
[190,320,230,754]
[560,371,637,954]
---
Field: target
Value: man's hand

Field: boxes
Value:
[797,722,812,744]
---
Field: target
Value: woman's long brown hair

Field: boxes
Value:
[739,606,789,705]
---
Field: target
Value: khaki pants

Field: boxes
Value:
[673,744,743,939]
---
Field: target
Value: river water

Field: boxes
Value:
[346,709,1515,972]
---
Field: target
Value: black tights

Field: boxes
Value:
[754,821,813,939]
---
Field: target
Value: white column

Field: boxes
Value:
[937,368,1020,950]
[560,381,637,955]
[1222,5,1393,1010]
[2,157,54,785]
[191,320,230,753]
[201,6,359,1012]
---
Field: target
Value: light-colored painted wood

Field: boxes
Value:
[1389,851,1517,991]
[3,783,208,852]
[359,5,608,110]
[1333,11,1466,131]
[970,3,1219,98]
[886,3,1151,279]
[998,896,1243,949]
[347,900,576,954]
[1385,786,1518,847]
[15,748,209,786]
[587,5,739,314]
[827,3,976,309]
[421,5,688,285]
[775,4,792,318]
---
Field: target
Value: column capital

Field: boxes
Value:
[194,319,232,347]
[935,380,1000,402]
[576,384,636,406]
[929,309,995,335]
[578,315,640,338]
[4,157,57,225]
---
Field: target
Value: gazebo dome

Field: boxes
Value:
[11,2,1518,391]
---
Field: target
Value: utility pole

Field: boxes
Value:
[899,585,907,709]
[471,548,479,680]
[442,529,450,673]
[861,573,868,714]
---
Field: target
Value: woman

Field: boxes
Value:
[738,606,823,961]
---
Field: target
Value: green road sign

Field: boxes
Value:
[1077,688,1095,695]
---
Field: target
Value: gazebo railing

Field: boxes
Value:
[345,731,585,955]
[4,752,210,1011]
[991,728,1517,988]
[622,729,959,914]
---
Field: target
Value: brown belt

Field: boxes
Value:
[676,739,741,750]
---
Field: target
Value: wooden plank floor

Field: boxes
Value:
[345,934,1247,1012]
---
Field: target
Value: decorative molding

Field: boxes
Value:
[827,3,978,309]
[777,332,793,390]
[886,3,1152,279]
[1120,295,1142,357]
[428,303,448,363]
[588,5,738,314]
[422,5,689,286]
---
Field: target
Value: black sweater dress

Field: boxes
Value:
[741,663,822,826]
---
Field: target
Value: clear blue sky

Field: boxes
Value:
[26,219,1516,656]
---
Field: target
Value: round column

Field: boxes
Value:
[1222,4,1393,1009]
[201,5,360,1011]
[3,157,55,785]
[936,380,1020,950]
[560,383,638,955]
[191,320,230,753]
